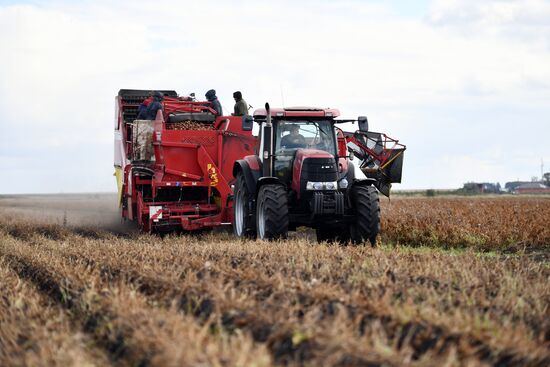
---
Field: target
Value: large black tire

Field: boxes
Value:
[256,184,288,240]
[232,172,256,238]
[349,185,380,246]
[316,225,351,244]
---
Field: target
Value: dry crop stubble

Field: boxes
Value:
[0,233,272,367]
[0,196,549,366]
[380,196,550,251]
[0,259,111,367]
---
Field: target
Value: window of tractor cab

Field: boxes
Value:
[274,120,337,156]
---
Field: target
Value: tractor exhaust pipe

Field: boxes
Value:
[263,103,273,177]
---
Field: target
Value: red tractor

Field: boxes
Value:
[114,89,256,233]
[232,104,405,244]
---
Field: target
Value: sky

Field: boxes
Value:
[0,0,549,193]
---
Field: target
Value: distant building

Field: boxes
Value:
[462,182,501,194]
[505,181,531,192]
[505,180,550,193]
[513,182,550,194]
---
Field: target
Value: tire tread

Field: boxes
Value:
[350,185,380,245]
[258,185,288,240]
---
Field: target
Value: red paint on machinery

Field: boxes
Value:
[114,89,256,233]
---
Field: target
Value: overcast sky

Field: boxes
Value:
[0,0,549,193]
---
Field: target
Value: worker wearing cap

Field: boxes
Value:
[205,89,222,116]
[138,91,163,120]
[232,91,248,116]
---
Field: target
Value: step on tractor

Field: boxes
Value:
[114,89,256,233]
[232,104,405,245]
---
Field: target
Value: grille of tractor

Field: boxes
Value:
[312,191,344,215]
[301,158,338,182]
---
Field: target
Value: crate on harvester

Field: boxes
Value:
[132,120,155,162]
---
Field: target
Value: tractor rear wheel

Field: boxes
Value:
[233,172,256,238]
[349,185,380,246]
[256,184,288,240]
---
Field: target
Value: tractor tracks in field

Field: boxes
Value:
[2,227,549,367]
[21,235,550,367]
[1,251,155,366]
[0,247,392,366]
[0,260,112,367]
[42,248,395,366]
[0,241,272,366]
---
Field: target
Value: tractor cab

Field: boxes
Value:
[272,119,339,187]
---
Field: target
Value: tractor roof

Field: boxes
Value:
[253,106,340,118]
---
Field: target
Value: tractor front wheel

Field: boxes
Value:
[349,185,380,246]
[233,172,256,238]
[256,184,288,240]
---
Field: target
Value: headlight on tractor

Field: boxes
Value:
[339,178,349,189]
[306,181,338,191]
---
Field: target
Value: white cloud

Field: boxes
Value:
[0,0,549,193]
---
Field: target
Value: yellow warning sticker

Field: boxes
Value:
[207,163,218,187]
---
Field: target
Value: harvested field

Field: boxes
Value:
[0,194,548,366]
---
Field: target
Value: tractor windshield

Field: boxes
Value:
[274,120,337,156]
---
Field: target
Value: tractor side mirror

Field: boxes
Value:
[358,116,369,132]
[242,115,253,131]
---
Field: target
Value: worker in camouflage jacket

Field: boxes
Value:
[232,91,248,116]
[205,89,222,115]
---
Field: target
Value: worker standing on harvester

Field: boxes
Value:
[137,91,152,118]
[205,89,222,116]
[232,91,248,116]
[137,91,164,120]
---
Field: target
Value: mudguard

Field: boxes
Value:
[256,177,283,196]
[350,178,377,188]
[233,160,260,195]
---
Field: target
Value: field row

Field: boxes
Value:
[0,257,110,366]
[0,211,548,366]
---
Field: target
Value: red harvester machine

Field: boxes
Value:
[114,89,255,233]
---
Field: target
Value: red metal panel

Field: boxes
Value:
[291,148,334,197]
[116,91,256,233]
[253,107,340,118]
[244,155,261,171]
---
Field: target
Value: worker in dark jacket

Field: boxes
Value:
[137,92,152,119]
[232,91,248,116]
[137,91,163,120]
[205,89,222,115]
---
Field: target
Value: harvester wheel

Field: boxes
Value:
[233,172,256,238]
[256,184,288,240]
[349,185,380,246]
